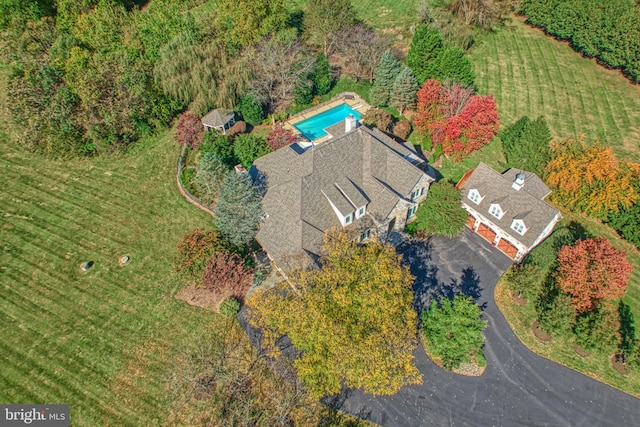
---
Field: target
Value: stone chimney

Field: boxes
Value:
[512,172,525,191]
[345,114,358,133]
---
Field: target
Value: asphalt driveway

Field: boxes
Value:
[324,229,640,426]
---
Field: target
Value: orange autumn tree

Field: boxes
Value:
[546,138,639,219]
[556,238,632,313]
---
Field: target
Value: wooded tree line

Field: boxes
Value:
[521,0,640,83]
[1,0,390,158]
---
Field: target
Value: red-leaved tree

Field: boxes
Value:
[267,124,296,149]
[414,79,499,161]
[201,251,254,300]
[175,111,204,149]
[556,238,632,313]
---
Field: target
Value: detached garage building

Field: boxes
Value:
[457,163,562,262]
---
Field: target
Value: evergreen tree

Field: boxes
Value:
[390,65,419,113]
[215,172,263,247]
[194,153,228,205]
[406,181,467,237]
[370,50,401,106]
[313,54,332,96]
[406,24,443,83]
[501,116,552,177]
[421,294,487,370]
[425,46,475,88]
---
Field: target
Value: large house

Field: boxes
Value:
[250,120,435,271]
[458,162,562,261]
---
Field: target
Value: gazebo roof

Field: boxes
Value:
[201,108,235,127]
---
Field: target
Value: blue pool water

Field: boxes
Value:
[294,104,361,140]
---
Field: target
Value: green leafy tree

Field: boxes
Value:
[608,203,640,248]
[303,0,357,57]
[233,134,273,169]
[390,65,419,113]
[200,132,237,168]
[193,153,228,205]
[369,50,401,106]
[501,116,552,177]
[313,54,332,96]
[421,294,487,370]
[214,0,289,49]
[248,231,422,398]
[406,181,467,237]
[406,24,444,83]
[425,46,475,88]
[219,297,241,317]
[237,94,264,126]
[214,172,263,247]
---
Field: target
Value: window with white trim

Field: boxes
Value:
[356,205,366,218]
[489,203,504,219]
[468,189,481,204]
[345,214,352,225]
[511,220,527,235]
[407,205,417,218]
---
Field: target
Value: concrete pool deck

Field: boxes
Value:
[284,92,371,144]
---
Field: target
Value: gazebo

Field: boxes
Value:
[201,108,236,134]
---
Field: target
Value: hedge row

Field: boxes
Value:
[521,0,640,83]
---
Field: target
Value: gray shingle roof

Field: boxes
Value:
[201,108,235,127]
[251,126,433,268]
[461,163,561,248]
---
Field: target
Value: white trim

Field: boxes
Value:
[489,203,504,220]
[468,189,482,204]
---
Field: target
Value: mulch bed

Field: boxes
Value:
[611,354,630,376]
[175,284,230,313]
[532,321,553,342]
[511,292,528,306]
[573,345,592,358]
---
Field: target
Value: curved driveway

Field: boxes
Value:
[324,230,640,426]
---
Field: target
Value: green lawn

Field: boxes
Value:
[472,17,640,162]
[285,0,419,31]
[0,119,218,424]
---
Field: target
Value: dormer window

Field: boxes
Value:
[345,214,352,225]
[489,203,504,219]
[468,189,481,204]
[511,219,527,235]
[356,205,366,218]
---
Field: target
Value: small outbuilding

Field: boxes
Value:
[201,108,236,134]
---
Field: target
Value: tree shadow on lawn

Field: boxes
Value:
[398,239,484,314]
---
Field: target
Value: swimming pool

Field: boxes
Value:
[294,104,361,140]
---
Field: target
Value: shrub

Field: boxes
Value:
[421,294,487,370]
[200,132,236,168]
[393,120,412,140]
[362,108,394,132]
[201,252,254,299]
[175,230,231,280]
[267,125,296,149]
[233,134,273,168]
[238,94,264,126]
[219,297,242,317]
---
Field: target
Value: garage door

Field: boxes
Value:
[497,238,518,259]
[465,215,476,229]
[476,223,497,244]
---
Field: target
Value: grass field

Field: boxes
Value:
[472,17,640,162]
[0,113,219,424]
[285,0,419,32]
